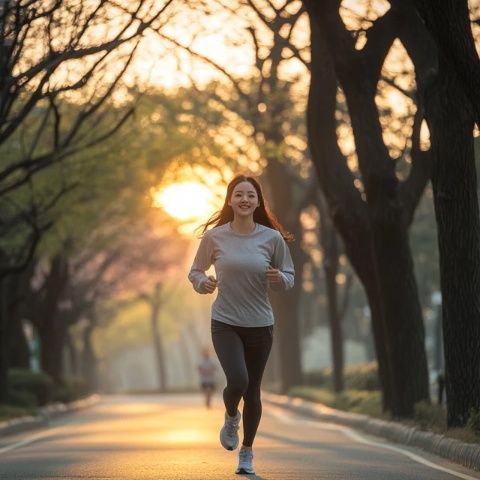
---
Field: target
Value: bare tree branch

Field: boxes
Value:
[156,32,253,109]
[1,0,175,145]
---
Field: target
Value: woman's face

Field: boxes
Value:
[228,181,260,218]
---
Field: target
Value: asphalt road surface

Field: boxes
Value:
[0,394,479,480]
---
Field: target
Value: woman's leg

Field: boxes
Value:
[241,325,273,447]
[211,320,248,417]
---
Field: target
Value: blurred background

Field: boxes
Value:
[0,0,479,433]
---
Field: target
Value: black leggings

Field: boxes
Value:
[211,319,273,447]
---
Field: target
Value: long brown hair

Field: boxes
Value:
[199,174,294,242]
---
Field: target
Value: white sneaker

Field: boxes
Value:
[220,411,241,450]
[235,447,255,475]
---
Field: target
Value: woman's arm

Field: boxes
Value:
[188,234,215,294]
[268,233,295,291]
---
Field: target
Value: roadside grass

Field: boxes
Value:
[288,386,386,418]
[285,386,480,445]
[0,405,36,422]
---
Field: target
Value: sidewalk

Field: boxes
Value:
[0,394,101,437]
[263,392,480,473]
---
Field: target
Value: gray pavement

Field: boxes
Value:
[0,394,479,479]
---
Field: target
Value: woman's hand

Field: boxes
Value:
[204,275,218,294]
[266,266,282,285]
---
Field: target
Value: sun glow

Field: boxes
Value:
[153,182,216,221]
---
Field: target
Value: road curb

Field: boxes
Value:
[263,392,480,472]
[0,394,101,437]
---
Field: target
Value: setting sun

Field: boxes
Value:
[153,182,216,221]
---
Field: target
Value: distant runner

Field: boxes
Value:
[197,348,217,409]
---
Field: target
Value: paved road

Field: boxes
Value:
[0,394,479,479]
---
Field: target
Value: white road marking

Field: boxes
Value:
[267,407,480,480]
[0,425,66,456]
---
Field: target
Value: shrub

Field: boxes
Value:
[288,386,384,418]
[467,408,480,435]
[413,400,446,431]
[289,386,336,405]
[8,369,55,406]
[6,388,38,408]
[0,404,35,421]
[303,370,330,388]
[304,362,380,391]
[344,362,380,391]
[53,376,91,403]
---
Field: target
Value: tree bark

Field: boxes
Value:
[318,194,344,392]
[424,54,480,427]
[413,0,480,123]
[0,261,37,400]
[269,278,303,392]
[370,199,430,416]
[82,318,98,390]
[0,278,8,403]
[7,315,30,369]
[38,321,65,384]
[65,331,79,377]
[150,283,167,392]
[6,274,30,369]
[36,254,69,383]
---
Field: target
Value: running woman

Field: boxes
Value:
[188,174,295,475]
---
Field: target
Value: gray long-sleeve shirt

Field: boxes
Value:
[188,222,295,327]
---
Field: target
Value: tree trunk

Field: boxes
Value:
[324,256,344,392]
[39,322,65,383]
[36,254,69,383]
[82,320,97,390]
[269,280,303,392]
[7,315,29,369]
[150,284,167,392]
[65,330,79,376]
[413,0,480,123]
[4,271,30,369]
[424,54,480,427]
[355,249,395,412]
[318,195,344,392]
[265,160,306,392]
[0,277,8,403]
[370,204,430,416]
